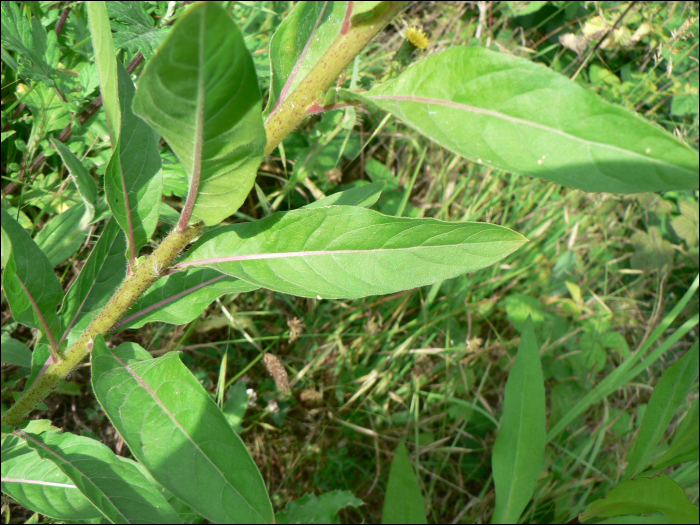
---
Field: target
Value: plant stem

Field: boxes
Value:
[1,221,204,427]
[2,2,408,427]
[264,1,408,156]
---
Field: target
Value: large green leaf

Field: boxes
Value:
[177,206,527,299]
[23,430,182,524]
[1,434,102,521]
[342,46,699,194]
[133,1,266,226]
[265,1,348,119]
[105,62,162,257]
[492,316,546,524]
[1,209,63,349]
[625,341,699,480]
[381,442,427,524]
[91,337,274,524]
[87,1,121,142]
[60,220,127,346]
[119,268,258,330]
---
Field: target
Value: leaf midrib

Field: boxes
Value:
[368,94,694,174]
[178,240,524,268]
[114,353,265,521]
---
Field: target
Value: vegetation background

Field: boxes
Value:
[1,1,698,523]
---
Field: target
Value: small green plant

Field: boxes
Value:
[1,1,698,523]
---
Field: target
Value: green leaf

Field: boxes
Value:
[91,336,274,524]
[105,62,163,256]
[381,442,427,524]
[1,209,63,349]
[119,268,258,330]
[23,343,51,395]
[492,316,546,524]
[87,1,121,143]
[670,200,699,248]
[179,206,527,299]
[107,1,169,59]
[22,430,182,524]
[625,341,699,480]
[0,333,32,367]
[265,1,348,118]
[17,82,70,142]
[51,139,98,226]
[351,2,385,23]
[133,1,266,226]
[503,1,549,17]
[1,1,59,86]
[302,181,385,209]
[579,475,699,524]
[34,203,90,266]
[278,490,364,524]
[222,380,249,433]
[1,434,103,521]
[651,397,699,471]
[59,220,127,346]
[630,226,675,272]
[342,46,699,193]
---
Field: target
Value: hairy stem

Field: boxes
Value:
[1,222,204,427]
[3,1,406,427]
[264,1,407,156]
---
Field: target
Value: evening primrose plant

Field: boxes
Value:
[1,1,698,523]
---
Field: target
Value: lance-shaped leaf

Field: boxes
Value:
[133,1,265,227]
[624,341,699,480]
[1,434,102,522]
[34,204,90,266]
[22,430,182,524]
[1,209,63,352]
[652,397,699,471]
[105,62,162,258]
[492,316,546,524]
[60,220,127,346]
[342,46,699,194]
[91,337,274,524]
[579,474,699,523]
[0,334,32,367]
[177,206,527,299]
[302,181,385,209]
[51,139,98,226]
[87,1,120,142]
[381,442,428,524]
[24,343,51,395]
[118,268,258,330]
[265,1,348,119]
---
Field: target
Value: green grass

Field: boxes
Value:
[1,1,698,523]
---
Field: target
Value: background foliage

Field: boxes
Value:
[1,1,698,523]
